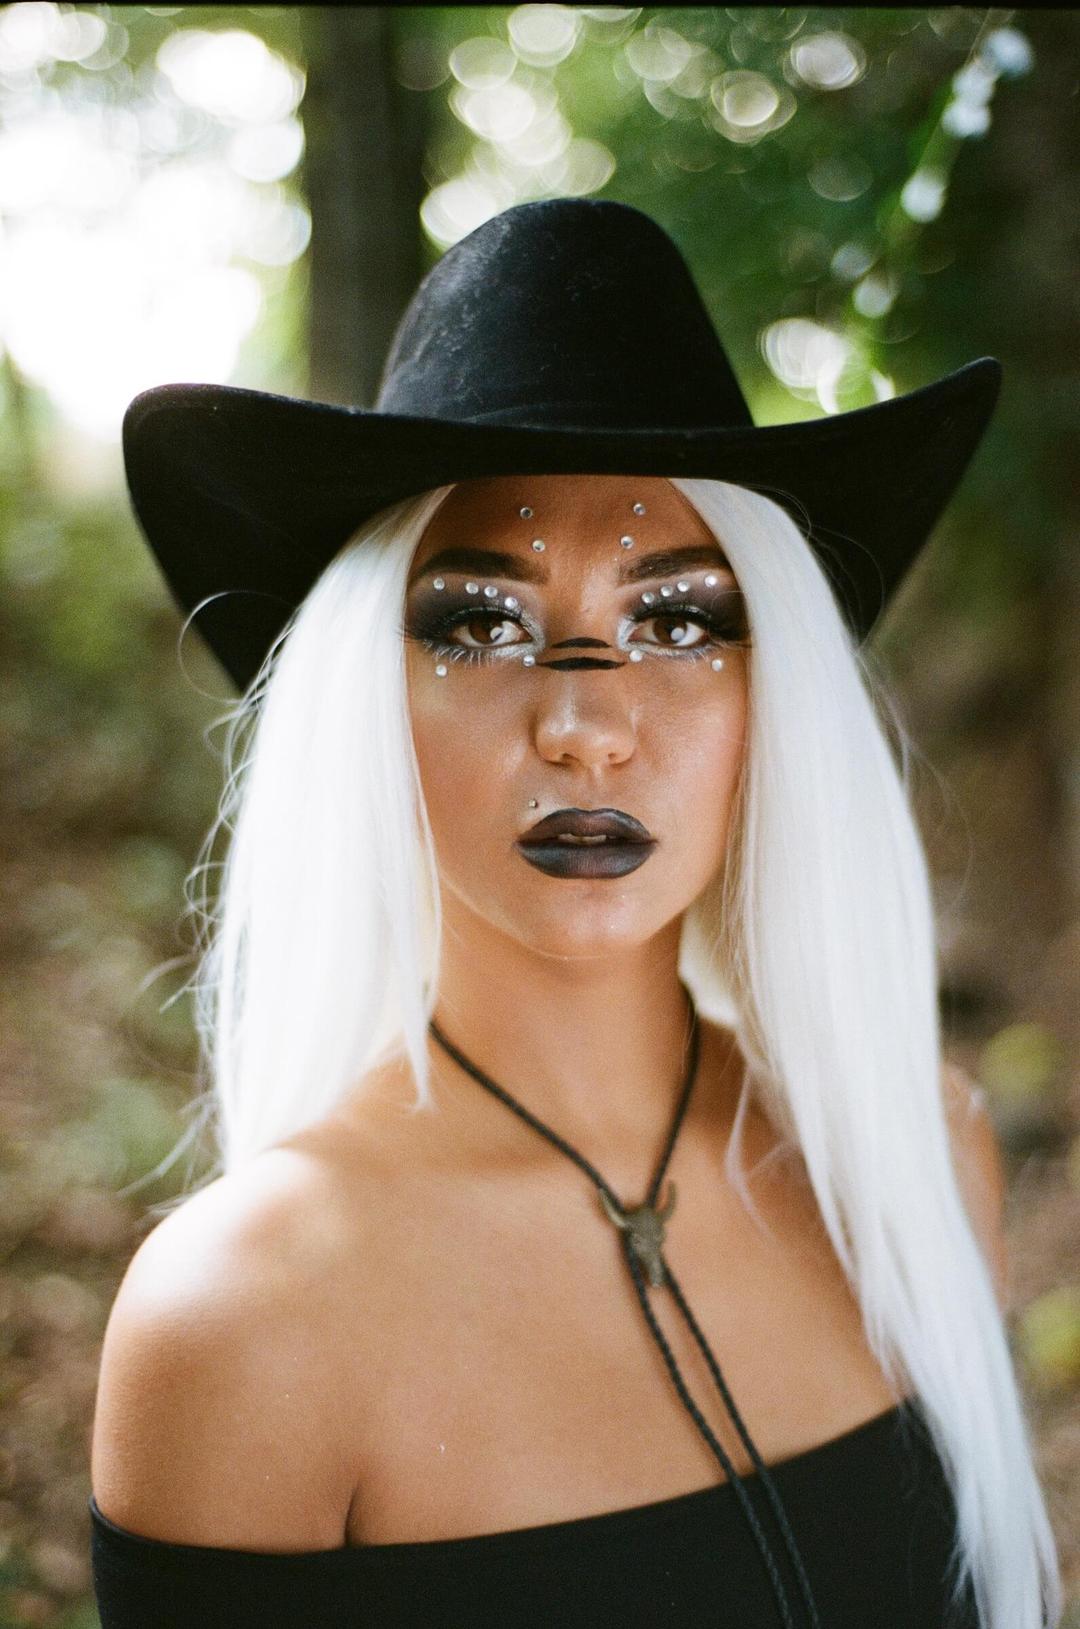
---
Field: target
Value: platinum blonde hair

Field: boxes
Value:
[142,478,1062,1629]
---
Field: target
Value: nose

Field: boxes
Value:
[531,670,638,769]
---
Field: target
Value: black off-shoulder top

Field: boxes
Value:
[88,1397,978,1628]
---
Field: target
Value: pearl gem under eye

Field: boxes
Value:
[620,535,635,549]
[523,654,536,666]
[705,574,718,587]
[504,596,518,609]
[629,649,644,663]
[711,657,725,671]
[520,506,533,519]
[532,539,545,552]
[466,582,479,594]
[435,664,448,677]
[659,585,673,597]
[433,578,445,590]
[633,502,646,516]
[676,580,689,592]
[641,592,655,605]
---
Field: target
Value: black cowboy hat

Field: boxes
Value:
[122,197,1001,694]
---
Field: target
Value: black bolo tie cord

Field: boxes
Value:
[428,991,823,1629]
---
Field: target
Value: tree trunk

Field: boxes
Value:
[300,7,428,407]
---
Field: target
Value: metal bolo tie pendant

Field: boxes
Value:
[427,999,823,1629]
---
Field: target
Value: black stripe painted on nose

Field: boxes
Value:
[550,637,612,649]
[536,657,626,670]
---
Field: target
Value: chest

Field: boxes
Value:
[316,1129,902,1547]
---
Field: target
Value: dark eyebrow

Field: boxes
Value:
[408,543,734,589]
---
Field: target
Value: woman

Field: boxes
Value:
[87,199,1062,1628]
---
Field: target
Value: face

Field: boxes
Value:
[403,474,749,959]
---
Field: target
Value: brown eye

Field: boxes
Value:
[632,614,710,649]
[454,615,525,649]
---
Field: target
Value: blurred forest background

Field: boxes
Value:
[0,5,1077,1624]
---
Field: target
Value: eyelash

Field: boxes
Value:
[409,599,747,667]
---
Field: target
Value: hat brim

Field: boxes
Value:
[122,356,1001,693]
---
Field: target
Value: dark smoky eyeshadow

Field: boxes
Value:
[403,581,750,644]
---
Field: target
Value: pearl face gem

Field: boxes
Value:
[532,539,545,552]
[433,577,445,590]
[522,654,536,666]
[435,663,448,677]
[641,591,656,605]
[465,581,479,594]
[659,585,673,597]
[483,584,498,598]
[676,580,689,592]
[633,502,646,515]
[629,648,644,662]
[619,535,635,549]
[704,574,718,587]
[520,506,533,519]
[711,657,725,671]
[504,595,518,609]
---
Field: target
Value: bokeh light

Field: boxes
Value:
[0,17,309,441]
[789,31,866,91]
[709,70,796,145]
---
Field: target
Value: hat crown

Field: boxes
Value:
[374,199,754,431]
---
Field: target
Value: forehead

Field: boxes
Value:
[412,474,713,568]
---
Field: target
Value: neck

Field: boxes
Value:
[426,901,714,1169]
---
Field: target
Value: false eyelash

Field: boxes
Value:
[410,599,748,666]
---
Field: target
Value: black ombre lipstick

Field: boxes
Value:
[515,807,657,879]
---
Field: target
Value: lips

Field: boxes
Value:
[516,807,657,880]
[519,807,654,844]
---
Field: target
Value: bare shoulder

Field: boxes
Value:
[941,1060,1011,1317]
[91,1144,362,1551]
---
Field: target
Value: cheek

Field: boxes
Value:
[652,677,747,854]
[406,660,521,841]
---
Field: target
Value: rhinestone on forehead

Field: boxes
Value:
[520,506,533,519]
[532,539,545,552]
[620,535,635,549]
[633,502,646,516]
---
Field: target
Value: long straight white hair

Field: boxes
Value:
[143,477,1061,1629]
